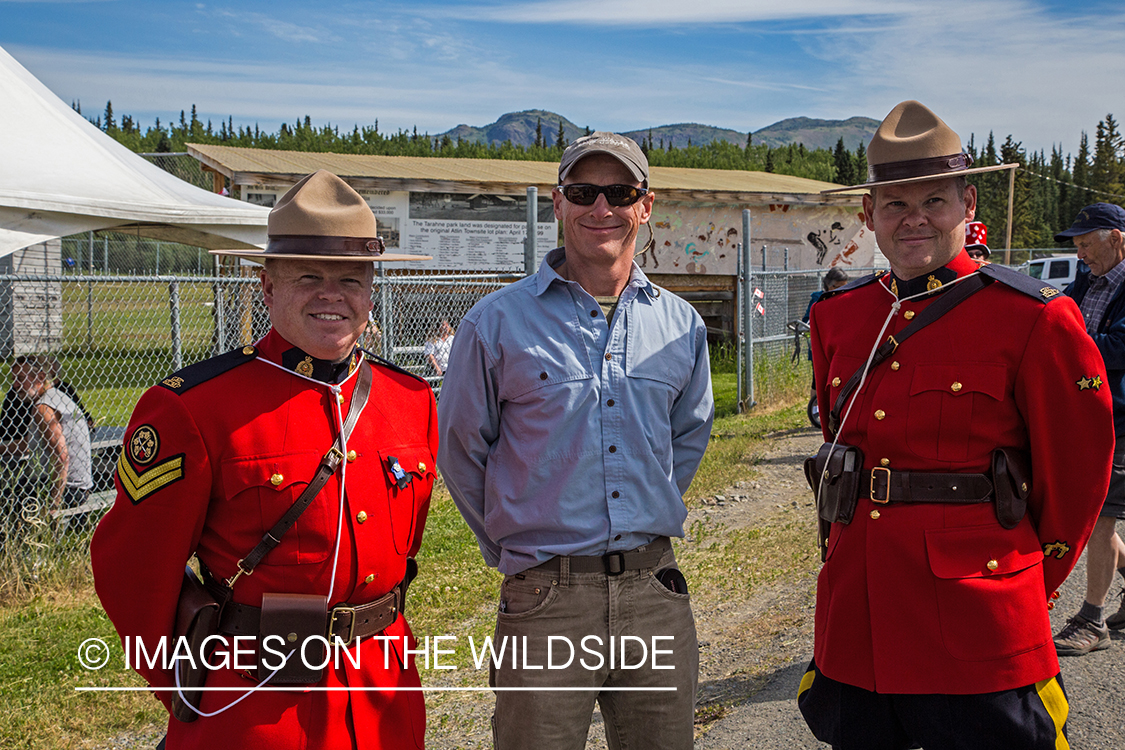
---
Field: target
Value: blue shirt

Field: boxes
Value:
[437,247,715,575]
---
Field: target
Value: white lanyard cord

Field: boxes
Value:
[816,271,983,509]
[174,355,365,717]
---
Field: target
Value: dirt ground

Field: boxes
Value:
[423,426,827,749]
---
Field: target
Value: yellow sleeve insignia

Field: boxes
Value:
[1043,541,1071,560]
[116,449,185,505]
[1077,375,1103,391]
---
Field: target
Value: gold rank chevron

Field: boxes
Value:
[116,449,185,504]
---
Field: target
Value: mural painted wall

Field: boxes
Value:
[639,202,877,274]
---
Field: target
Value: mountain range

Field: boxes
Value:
[438,109,879,152]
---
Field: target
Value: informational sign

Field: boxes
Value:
[242,188,556,271]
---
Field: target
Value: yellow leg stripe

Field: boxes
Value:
[797,667,815,698]
[1034,676,1070,750]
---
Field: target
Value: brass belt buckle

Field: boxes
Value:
[329,604,357,644]
[870,467,891,504]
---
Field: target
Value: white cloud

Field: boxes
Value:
[454,0,910,25]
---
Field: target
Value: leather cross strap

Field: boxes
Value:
[863,468,993,505]
[827,274,988,437]
[229,362,373,586]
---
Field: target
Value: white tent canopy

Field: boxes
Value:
[0,45,269,258]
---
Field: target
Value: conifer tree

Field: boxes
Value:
[833,137,855,185]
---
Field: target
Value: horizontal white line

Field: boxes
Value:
[76,686,677,692]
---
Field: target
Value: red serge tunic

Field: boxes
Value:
[91,329,437,749]
[809,251,1114,694]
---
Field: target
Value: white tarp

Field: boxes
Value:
[0,45,269,257]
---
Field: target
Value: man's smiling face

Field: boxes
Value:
[262,259,374,362]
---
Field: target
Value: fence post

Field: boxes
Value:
[213,254,225,356]
[742,210,756,411]
[378,262,392,360]
[87,231,94,349]
[736,241,743,409]
[169,278,183,370]
[524,186,538,277]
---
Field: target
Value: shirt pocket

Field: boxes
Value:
[499,342,593,403]
[220,451,332,566]
[625,332,694,419]
[906,363,1007,462]
[925,521,1048,661]
[378,446,436,555]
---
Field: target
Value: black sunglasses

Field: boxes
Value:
[557,184,649,207]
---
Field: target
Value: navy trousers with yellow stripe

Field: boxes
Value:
[797,660,1070,750]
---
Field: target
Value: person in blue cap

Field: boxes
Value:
[1053,202,1125,655]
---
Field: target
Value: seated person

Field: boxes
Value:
[2,355,94,530]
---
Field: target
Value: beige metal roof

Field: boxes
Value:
[187,143,862,205]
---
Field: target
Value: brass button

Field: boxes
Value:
[904,310,916,320]
[874,409,886,420]
[356,511,368,524]
[270,473,284,486]
[986,559,999,571]
[347,449,357,462]
[605,353,612,361]
[418,461,427,472]
[1021,482,1028,492]
[951,382,963,392]
[891,361,900,371]
[831,377,841,387]
[242,346,255,355]
[338,394,345,405]
[870,510,881,519]
[287,632,298,643]
[365,574,375,584]
[880,458,890,467]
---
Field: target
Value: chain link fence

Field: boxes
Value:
[0,240,514,590]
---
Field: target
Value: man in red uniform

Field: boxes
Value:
[798,101,1114,749]
[91,170,437,750]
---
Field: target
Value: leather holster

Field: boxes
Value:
[171,567,221,723]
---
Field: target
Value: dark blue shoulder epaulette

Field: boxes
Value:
[817,271,885,302]
[978,263,1066,303]
[157,345,259,395]
[361,349,428,385]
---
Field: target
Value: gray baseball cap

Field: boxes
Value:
[558,131,649,186]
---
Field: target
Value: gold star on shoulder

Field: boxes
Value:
[1077,375,1103,391]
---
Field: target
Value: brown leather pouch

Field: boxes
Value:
[171,567,220,723]
[257,593,329,684]
[804,442,864,525]
[992,447,1031,529]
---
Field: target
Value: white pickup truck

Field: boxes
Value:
[1027,255,1081,290]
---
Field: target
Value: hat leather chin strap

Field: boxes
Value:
[266,235,386,258]
[869,153,973,183]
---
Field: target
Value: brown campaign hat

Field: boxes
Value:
[558,132,649,186]
[822,101,1015,194]
[211,170,428,262]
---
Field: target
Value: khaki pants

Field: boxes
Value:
[489,544,698,750]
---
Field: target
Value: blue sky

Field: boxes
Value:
[2,0,1123,156]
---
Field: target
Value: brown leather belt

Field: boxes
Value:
[216,584,403,647]
[863,467,993,505]
[532,537,671,576]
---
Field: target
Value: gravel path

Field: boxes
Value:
[695,430,1125,750]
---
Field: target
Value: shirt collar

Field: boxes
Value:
[1093,258,1125,289]
[255,330,359,384]
[883,250,979,299]
[536,246,659,300]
